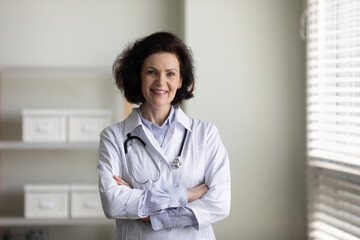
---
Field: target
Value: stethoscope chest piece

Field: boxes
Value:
[172,157,182,169]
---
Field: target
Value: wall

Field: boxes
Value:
[0,0,183,68]
[184,0,306,239]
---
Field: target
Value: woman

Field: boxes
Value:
[97,32,231,240]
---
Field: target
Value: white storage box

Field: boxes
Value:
[67,109,111,142]
[24,184,69,219]
[70,184,104,218]
[22,109,67,142]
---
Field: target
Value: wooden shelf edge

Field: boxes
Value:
[0,217,114,227]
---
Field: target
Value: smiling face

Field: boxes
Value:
[140,52,182,111]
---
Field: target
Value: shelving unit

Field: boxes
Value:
[0,141,99,150]
[0,68,119,239]
[0,217,113,227]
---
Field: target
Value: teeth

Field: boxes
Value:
[153,90,166,93]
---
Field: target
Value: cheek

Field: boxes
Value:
[171,78,182,90]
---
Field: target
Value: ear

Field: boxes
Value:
[178,77,183,89]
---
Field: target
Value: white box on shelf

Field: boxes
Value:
[70,184,104,218]
[67,109,111,143]
[22,109,67,142]
[24,184,69,219]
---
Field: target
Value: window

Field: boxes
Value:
[307,0,360,239]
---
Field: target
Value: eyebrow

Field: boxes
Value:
[145,66,178,72]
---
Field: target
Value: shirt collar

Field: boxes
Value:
[139,106,175,131]
[124,106,191,135]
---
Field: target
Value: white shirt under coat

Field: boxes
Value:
[97,106,231,240]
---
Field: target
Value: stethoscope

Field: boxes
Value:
[124,129,188,185]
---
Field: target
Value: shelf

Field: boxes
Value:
[0,217,114,227]
[0,66,112,75]
[0,141,99,150]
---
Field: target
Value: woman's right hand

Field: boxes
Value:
[113,175,131,188]
[187,183,208,203]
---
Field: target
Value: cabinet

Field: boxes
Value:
[0,67,122,240]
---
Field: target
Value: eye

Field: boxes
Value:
[147,70,156,75]
[167,72,175,77]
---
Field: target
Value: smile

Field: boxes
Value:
[151,89,167,95]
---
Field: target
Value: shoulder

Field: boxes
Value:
[100,121,125,140]
[188,117,219,137]
[174,106,218,133]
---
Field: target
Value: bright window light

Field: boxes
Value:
[307,0,360,239]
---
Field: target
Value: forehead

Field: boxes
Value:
[142,52,179,68]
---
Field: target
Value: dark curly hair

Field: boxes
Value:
[112,31,195,105]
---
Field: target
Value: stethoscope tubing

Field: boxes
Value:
[124,129,188,185]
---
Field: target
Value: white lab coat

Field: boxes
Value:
[97,107,231,240]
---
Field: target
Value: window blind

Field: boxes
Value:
[307,0,360,239]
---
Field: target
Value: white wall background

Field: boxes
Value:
[0,0,306,239]
[0,0,183,68]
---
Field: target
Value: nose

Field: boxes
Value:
[156,72,166,85]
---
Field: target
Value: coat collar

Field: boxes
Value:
[173,106,191,132]
[124,106,191,135]
[124,108,142,135]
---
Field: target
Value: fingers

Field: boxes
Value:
[113,175,130,187]
[200,183,209,191]
[187,183,209,203]
[190,183,208,192]
[139,216,150,222]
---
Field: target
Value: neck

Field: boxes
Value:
[140,103,171,126]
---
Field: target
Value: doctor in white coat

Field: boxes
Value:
[97,32,231,240]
